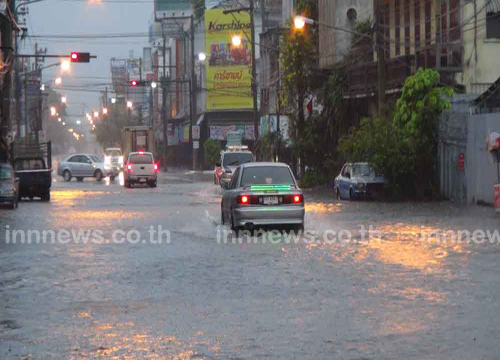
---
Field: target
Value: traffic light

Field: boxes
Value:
[70,52,90,63]
[130,80,146,87]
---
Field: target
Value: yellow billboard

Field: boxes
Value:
[205,9,253,110]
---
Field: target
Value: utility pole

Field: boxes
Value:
[376,0,386,114]
[190,15,198,170]
[250,0,258,148]
[224,0,259,149]
[162,35,169,171]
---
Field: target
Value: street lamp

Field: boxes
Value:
[111,98,116,104]
[61,60,71,72]
[232,35,242,47]
[55,77,62,85]
[127,101,133,109]
[102,107,108,115]
[76,120,81,125]
[93,111,99,118]
[198,52,207,62]
[50,107,56,116]
[61,96,67,104]
[151,82,157,89]
[58,118,61,122]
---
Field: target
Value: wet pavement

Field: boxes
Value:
[1,171,500,359]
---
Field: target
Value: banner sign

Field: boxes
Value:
[210,125,255,140]
[205,9,253,110]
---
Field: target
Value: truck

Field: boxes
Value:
[11,141,52,201]
[120,126,155,162]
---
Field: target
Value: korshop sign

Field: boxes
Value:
[205,9,253,110]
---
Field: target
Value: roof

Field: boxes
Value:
[241,162,290,168]
[473,77,500,108]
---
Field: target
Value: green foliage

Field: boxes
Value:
[338,69,453,199]
[352,18,373,44]
[299,170,328,189]
[257,132,278,162]
[203,138,221,167]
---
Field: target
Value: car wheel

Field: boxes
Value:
[77,177,84,182]
[10,197,17,210]
[41,192,50,202]
[336,188,342,200]
[349,188,356,201]
[230,208,239,232]
[63,170,72,182]
[94,170,103,182]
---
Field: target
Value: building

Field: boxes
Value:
[318,0,463,98]
[460,0,500,94]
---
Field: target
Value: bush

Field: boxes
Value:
[338,69,453,199]
[203,139,221,167]
[299,169,328,189]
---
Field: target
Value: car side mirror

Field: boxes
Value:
[216,162,221,167]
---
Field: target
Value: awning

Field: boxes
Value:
[203,110,254,126]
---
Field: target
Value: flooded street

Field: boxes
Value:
[1,173,500,359]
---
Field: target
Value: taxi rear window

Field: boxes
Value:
[241,166,295,186]
[129,154,153,164]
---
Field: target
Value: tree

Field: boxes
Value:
[280,0,318,177]
[203,138,221,167]
[393,68,453,196]
[338,69,453,199]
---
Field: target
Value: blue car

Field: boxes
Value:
[334,163,386,200]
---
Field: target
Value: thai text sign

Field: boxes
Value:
[205,9,253,110]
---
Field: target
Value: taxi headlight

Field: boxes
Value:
[104,164,111,170]
[118,156,124,165]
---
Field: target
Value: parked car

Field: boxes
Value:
[334,162,386,200]
[0,163,19,209]
[124,151,158,188]
[57,154,113,182]
[221,162,305,231]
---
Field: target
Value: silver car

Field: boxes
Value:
[57,153,113,182]
[334,162,387,200]
[221,162,305,231]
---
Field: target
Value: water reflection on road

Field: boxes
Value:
[1,175,500,359]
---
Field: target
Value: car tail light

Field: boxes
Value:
[237,195,259,205]
[139,150,144,155]
[154,163,158,172]
[127,164,132,172]
[284,194,303,204]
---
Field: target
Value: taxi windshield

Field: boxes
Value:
[223,153,252,167]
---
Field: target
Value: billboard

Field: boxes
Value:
[205,9,253,110]
[155,0,191,18]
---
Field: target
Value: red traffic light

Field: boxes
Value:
[131,80,138,87]
[69,52,90,63]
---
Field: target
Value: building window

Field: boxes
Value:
[347,8,357,22]
[487,12,500,39]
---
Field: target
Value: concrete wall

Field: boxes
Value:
[460,0,500,91]
[467,112,500,204]
[319,0,373,69]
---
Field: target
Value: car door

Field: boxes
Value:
[80,155,94,176]
[222,167,240,220]
[66,155,81,175]
[340,164,352,198]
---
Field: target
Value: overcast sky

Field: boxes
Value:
[25,0,153,122]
